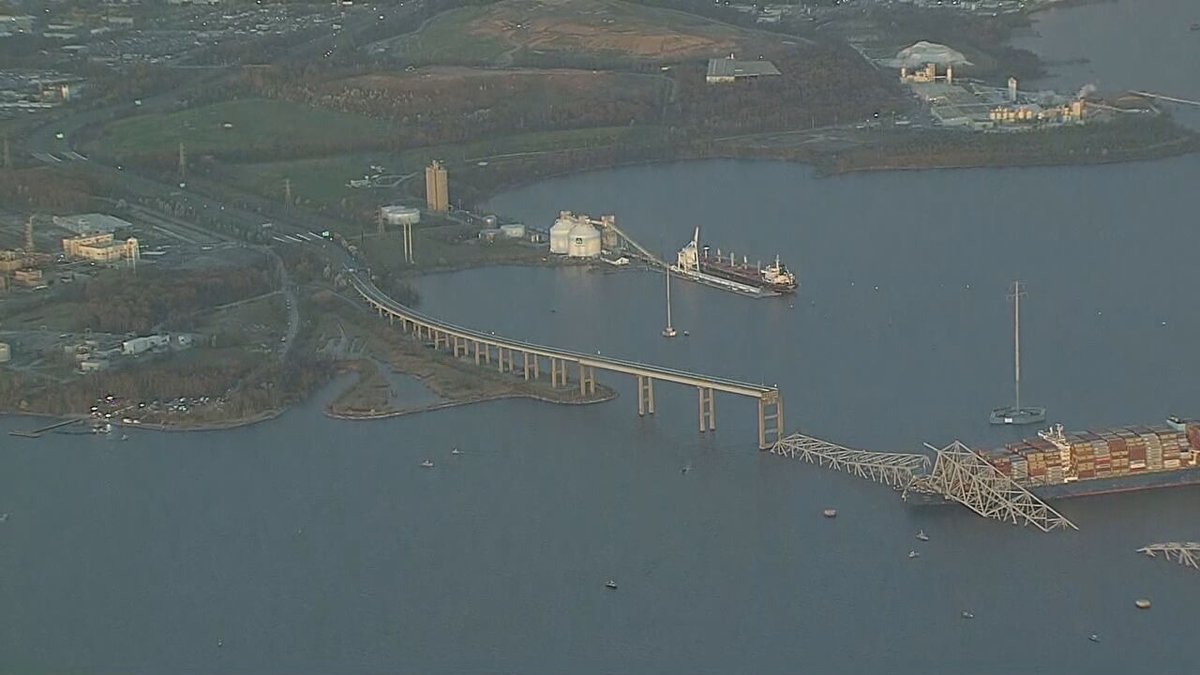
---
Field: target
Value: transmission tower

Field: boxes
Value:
[24,215,34,252]
[377,206,385,235]
[2,136,10,169]
[177,142,186,181]
[283,178,292,206]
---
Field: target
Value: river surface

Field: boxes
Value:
[4,4,1200,674]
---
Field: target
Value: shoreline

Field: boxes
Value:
[324,386,619,421]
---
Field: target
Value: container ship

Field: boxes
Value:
[670,227,797,297]
[912,416,1200,504]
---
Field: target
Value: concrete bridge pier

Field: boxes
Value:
[578,364,596,396]
[550,358,568,388]
[757,391,783,450]
[522,352,533,380]
[697,387,715,432]
[636,375,655,416]
[496,347,507,373]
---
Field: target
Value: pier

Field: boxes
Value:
[9,417,84,438]
[350,274,785,448]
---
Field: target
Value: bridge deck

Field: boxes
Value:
[352,275,775,397]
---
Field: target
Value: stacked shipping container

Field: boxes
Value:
[984,424,1200,487]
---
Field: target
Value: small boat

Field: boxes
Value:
[120,434,129,441]
[1135,598,1152,610]
[451,448,462,455]
[681,465,690,474]
[0,513,9,523]
[961,611,975,620]
[822,508,838,518]
[605,580,618,590]
[682,330,689,337]
[1089,634,1100,643]
[419,460,434,468]
[1191,22,1200,31]
[916,530,929,542]
[908,550,920,559]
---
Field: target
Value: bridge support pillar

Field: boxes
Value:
[697,387,715,432]
[533,355,540,380]
[522,352,532,380]
[388,313,393,326]
[757,390,783,450]
[637,375,655,416]
[497,347,506,373]
[578,364,595,396]
[550,359,567,388]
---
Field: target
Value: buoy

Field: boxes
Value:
[1135,598,1151,609]
[822,508,837,518]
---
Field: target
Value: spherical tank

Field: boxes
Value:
[483,215,499,228]
[549,215,575,254]
[0,342,10,363]
[567,221,601,258]
[381,205,421,226]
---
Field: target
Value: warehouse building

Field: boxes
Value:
[705,54,780,84]
[62,233,140,263]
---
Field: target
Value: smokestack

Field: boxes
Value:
[1008,77,1018,103]
[946,64,954,84]
[900,66,908,81]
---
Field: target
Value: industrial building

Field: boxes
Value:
[52,213,131,236]
[122,334,170,356]
[0,341,10,363]
[62,233,140,263]
[380,205,421,226]
[705,54,780,84]
[902,68,1091,130]
[425,160,449,213]
[549,211,607,258]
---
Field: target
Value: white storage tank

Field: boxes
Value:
[549,211,576,254]
[380,205,421,226]
[500,223,525,239]
[568,221,601,258]
[482,214,499,228]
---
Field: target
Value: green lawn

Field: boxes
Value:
[232,126,664,208]
[85,98,396,162]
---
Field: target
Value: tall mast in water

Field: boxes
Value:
[662,266,677,338]
[1011,280,1025,410]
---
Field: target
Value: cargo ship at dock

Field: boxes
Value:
[670,227,797,297]
[909,416,1200,504]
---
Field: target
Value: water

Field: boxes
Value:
[5,5,1200,673]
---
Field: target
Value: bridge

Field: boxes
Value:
[349,274,785,448]
[1130,91,1200,107]
[771,433,1077,532]
[1138,542,1200,571]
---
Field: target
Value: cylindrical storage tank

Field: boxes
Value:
[483,215,498,228]
[500,223,525,239]
[549,214,575,254]
[0,342,10,363]
[568,222,601,258]
[381,205,421,226]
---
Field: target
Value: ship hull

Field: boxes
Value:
[699,260,797,294]
[906,465,1200,506]
[669,265,779,298]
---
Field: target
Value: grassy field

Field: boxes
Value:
[84,98,395,163]
[232,125,665,209]
[386,0,774,66]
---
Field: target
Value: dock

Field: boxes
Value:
[9,417,84,438]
